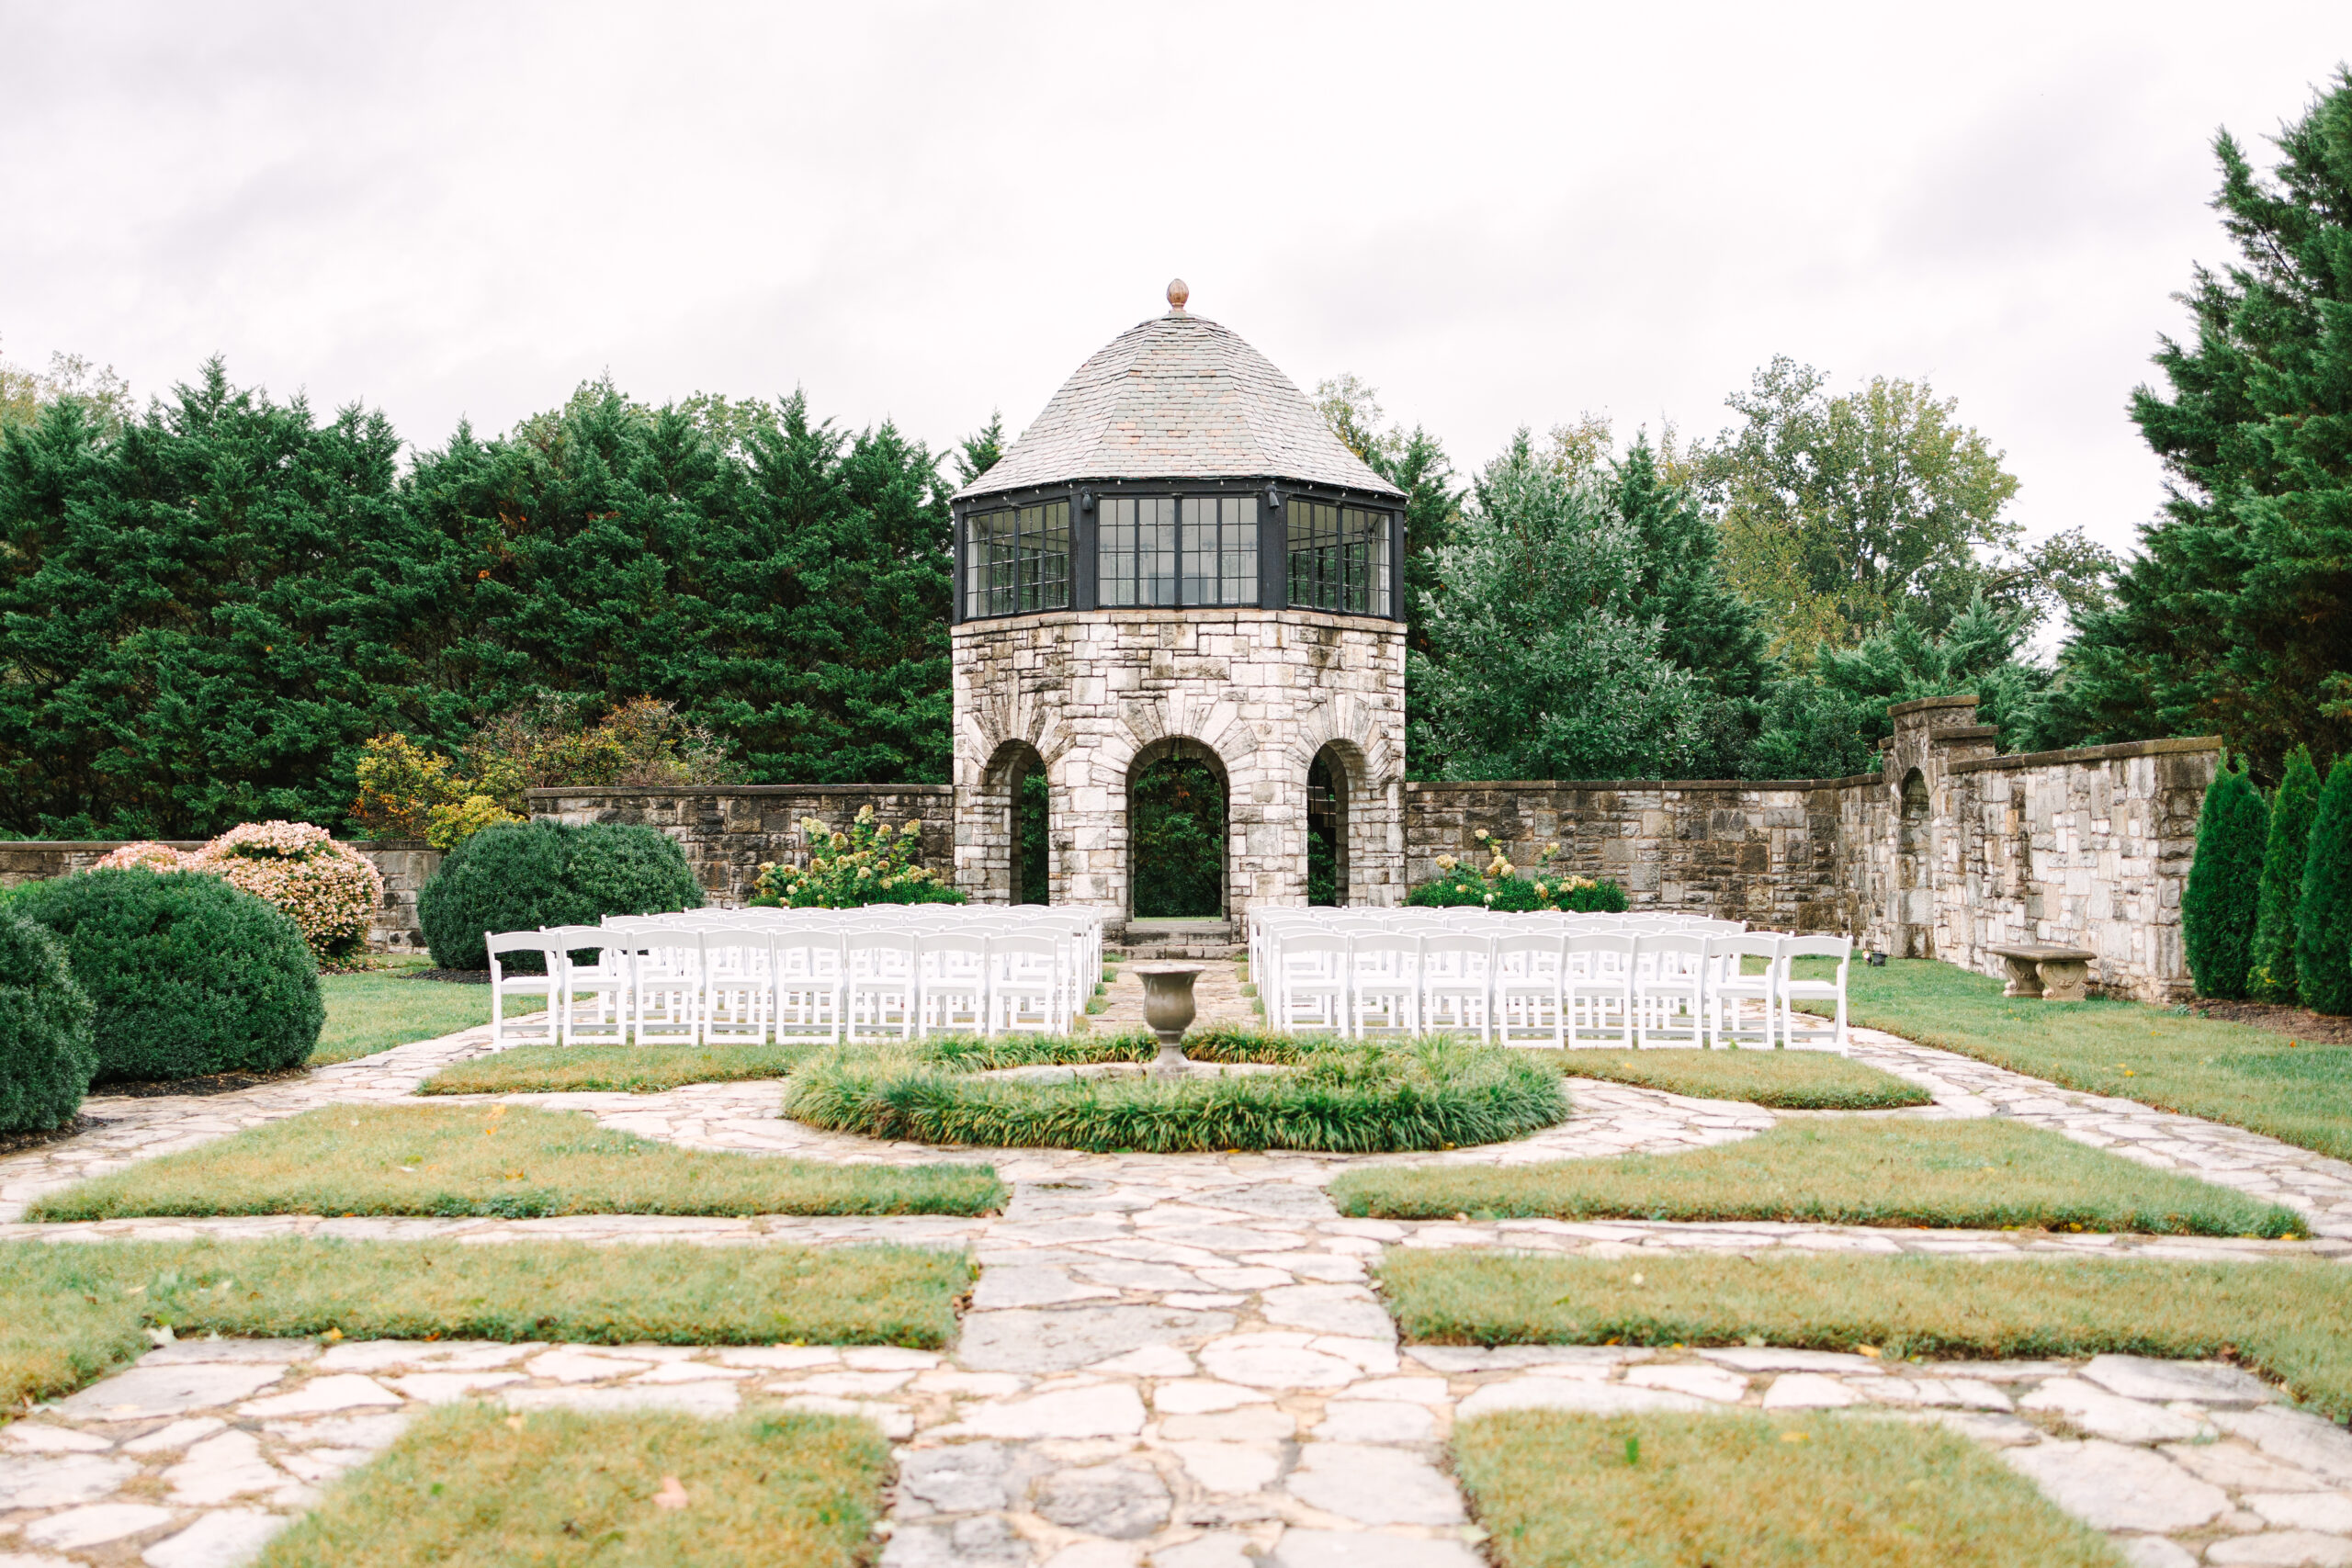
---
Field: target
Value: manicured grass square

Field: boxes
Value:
[28,1104,1004,1220]
[1378,1250,2352,1422]
[1329,1117,2305,1236]
[421,1043,813,1095]
[0,1237,972,1408]
[1454,1408,2120,1568]
[256,1404,888,1568]
[1552,1047,1928,1109]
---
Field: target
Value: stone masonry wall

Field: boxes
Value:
[1403,780,1868,932]
[526,785,955,907]
[0,840,444,954]
[952,607,1408,921]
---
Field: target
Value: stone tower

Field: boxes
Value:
[951,282,1409,928]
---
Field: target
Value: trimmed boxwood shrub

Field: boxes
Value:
[2182,755,2267,1000]
[2251,746,2321,1004]
[418,820,704,972]
[0,913,97,1131]
[11,869,322,1083]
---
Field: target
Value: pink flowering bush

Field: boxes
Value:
[187,821,384,961]
[91,841,192,872]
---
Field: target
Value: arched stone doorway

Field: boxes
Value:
[1897,767,1932,958]
[975,740,1051,905]
[1306,745,1349,907]
[1126,738,1227,919]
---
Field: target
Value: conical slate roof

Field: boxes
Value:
[956,304,1405,502]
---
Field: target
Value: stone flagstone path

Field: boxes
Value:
[2,978,2350,1564]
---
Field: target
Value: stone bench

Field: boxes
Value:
[1990,945,2098,1002]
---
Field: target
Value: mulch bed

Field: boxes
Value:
[90,1065,313,1100]
[409,968,492,985]
[0,1114,109,1156]
[2181,997,2352,1046]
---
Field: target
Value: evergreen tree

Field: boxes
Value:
[2036,73,2352,774]
[1612,436,1770,774]
[1410,432,1703,781]
[2183,756,2268,998]
[954,411,1004,488]
[2298,755,2352,1015]
[2251,745,2320,1002]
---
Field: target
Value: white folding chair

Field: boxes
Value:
[1565,932,1634,1046]
[631,932,706,1046]
[1634,933,1708,1048]
[1710,934,1781,1048]
[1777,935,1852,1052]
[1350,932,1421,1038]
[486,931,560,1048]
[544,925,631,1046]
[1420,933,1495,1042]
[922,930,989,1036]
[844,931,921,1041]
[1273,933,1350,1035]
[772,929,844,1042]
[700,926,773,1044]
[989,932,1064,1035]
[1494,931,1566,1046]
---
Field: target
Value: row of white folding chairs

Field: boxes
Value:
[604,909,1102,1016]
[485,922,1091,1047]
[1249,913,1745,1007]
[1265,931,1850,1050]
[606,908,1104,995]
[1246,909,1741,986]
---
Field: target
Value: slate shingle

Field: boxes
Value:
[956,310,1406,502]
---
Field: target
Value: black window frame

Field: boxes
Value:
[962,500,1070,619]
[953,481,1401,624]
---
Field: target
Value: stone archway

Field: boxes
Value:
[1000,742,1050,906]
[1125,738,1229,919]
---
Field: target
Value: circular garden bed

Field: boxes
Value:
[780,1026,1570,1154]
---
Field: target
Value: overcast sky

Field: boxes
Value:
[2,3,2345,564]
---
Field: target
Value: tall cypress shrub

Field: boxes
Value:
[2297,756,2352,1015]
[2251,746,2321,1002]
[2182,755,2267,999]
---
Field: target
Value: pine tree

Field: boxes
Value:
[2183,755,2268,999]
[2037,73,2352,773]
[2250,745,2320,1002]
[2297,756,2352,1014]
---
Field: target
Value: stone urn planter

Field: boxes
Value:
[1137,964,1206,1079]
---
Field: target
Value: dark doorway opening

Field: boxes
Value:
[1128,740,1227,919]
[1307,747,1348,906]
[1015,767,1049,906]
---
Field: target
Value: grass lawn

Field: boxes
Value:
[0,1236,971,1408]
[1834,958,2352,1159]
[421,1043,813,1095]
[315,964,538,1067]
[257,1404,888,1568]
[1329,1117,2305,1236]
[1551,1048,1928,1109]
[1378,1250,2352,1422]
[1454,1408,2119,1568]
[28,1104,1004,1221]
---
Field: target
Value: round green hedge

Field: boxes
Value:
[10,869,322,1083]
[0,912,98,1130]
[417,820,704,972]
[782,1027,1570,1154]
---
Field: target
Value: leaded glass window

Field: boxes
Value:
[1099,497,1176,607]
[1180,496,1259,606]
[965,502,1070,617]
[1287,502,1390,615]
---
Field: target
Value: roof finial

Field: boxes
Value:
[1166,277,1189,314]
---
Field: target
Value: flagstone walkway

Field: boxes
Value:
[3,986,2351,1565]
